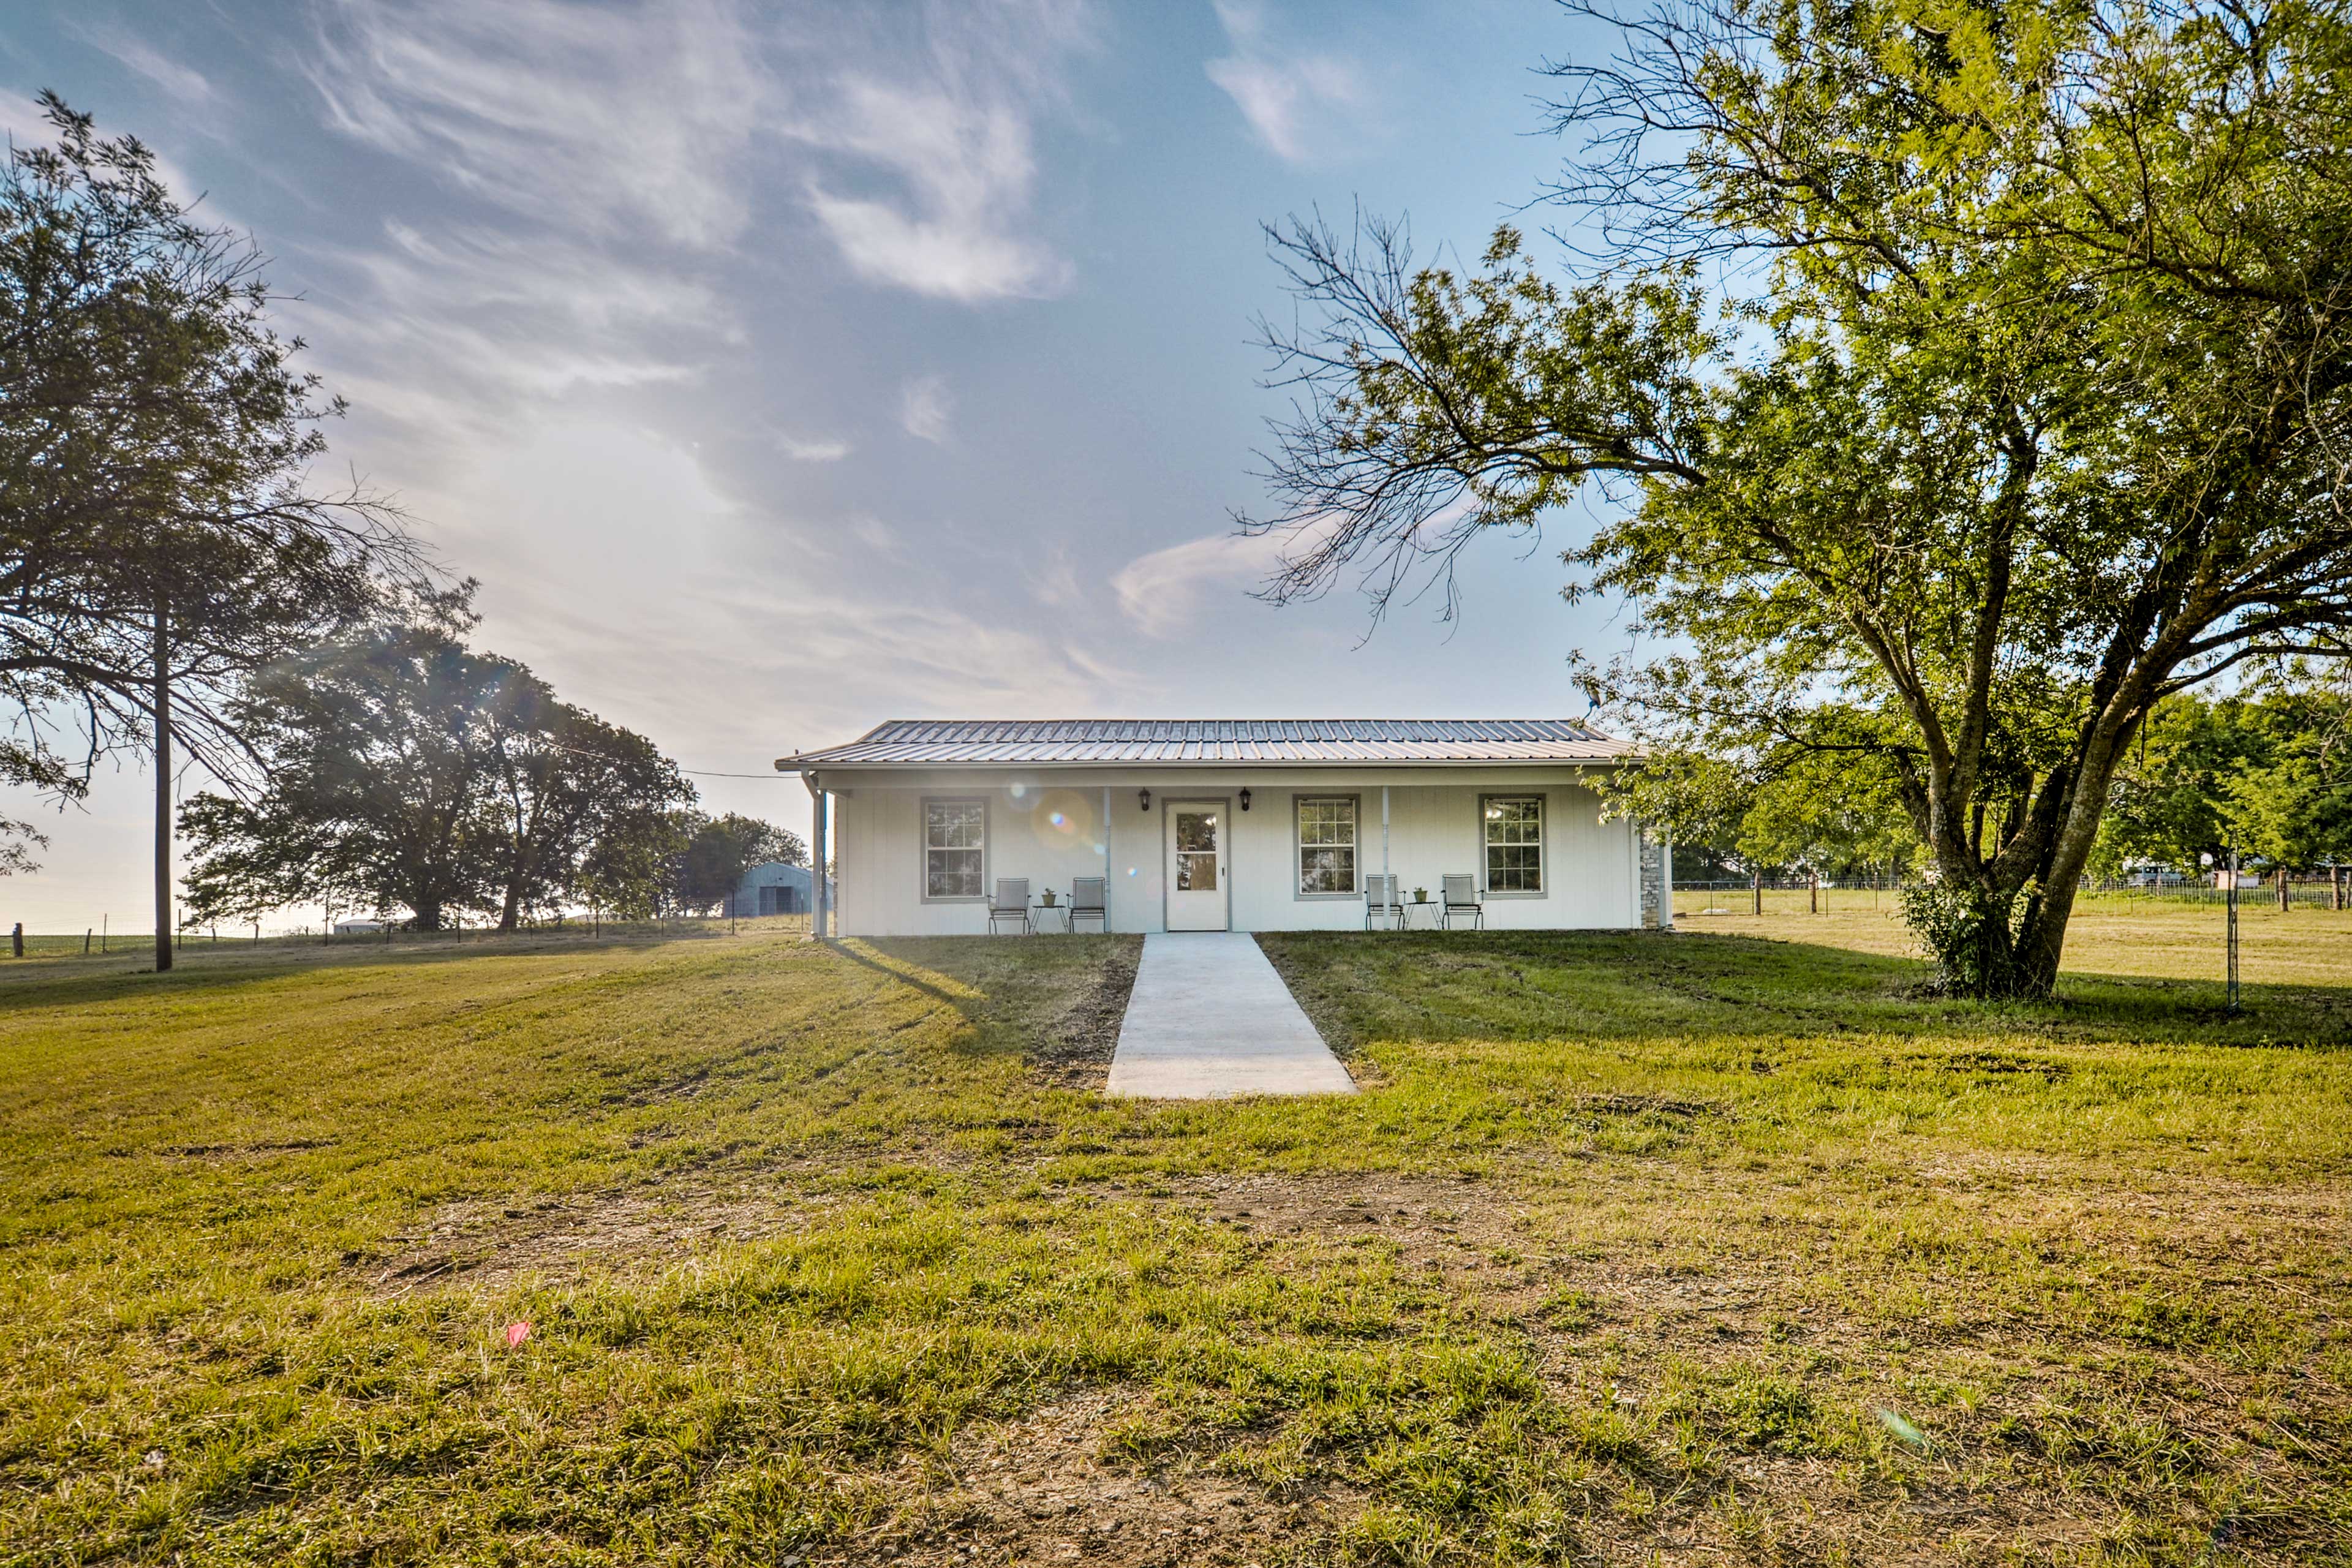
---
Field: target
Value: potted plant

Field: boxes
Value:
[1413,886,1430,903]
[1040,888,1058,908]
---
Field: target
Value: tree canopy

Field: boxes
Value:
[181,609,690,931]
[2099,671,2352,878]
[1,93,417,965]
[1246,0,2352,995]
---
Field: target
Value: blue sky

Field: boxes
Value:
[2,0,1635,928]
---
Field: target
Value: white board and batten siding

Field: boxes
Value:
[784,721,1672,940]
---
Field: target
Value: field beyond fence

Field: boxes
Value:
[0,912,812,963]
[1679,873,2351,914]
[1676,882,2352,992]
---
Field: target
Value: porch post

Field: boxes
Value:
[1662,827,1674,930]
[1103,785,1113,930]
[1381,785,1391,919]
[809,774,829,941]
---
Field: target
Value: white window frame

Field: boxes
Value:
[921,796,989,903]
[1292,793,1362,899]
[1479,793,1547,897]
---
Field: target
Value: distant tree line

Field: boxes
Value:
[2094,670,2352,889]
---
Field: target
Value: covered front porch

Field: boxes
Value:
[797,769,1665,938]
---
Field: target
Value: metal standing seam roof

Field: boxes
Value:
[778,718,1637,768]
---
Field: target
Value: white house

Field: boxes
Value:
[778,720,1670,938]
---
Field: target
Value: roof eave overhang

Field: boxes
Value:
[775,755,1640,771]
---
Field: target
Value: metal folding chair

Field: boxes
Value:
[1069,876,1108,932]
[1441,873,1484,930]
[986,878,1031,934]
[1365,873,1405,931]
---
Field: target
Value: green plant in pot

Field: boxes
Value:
[1041,889,1058,908]
[1414,886,1429,903]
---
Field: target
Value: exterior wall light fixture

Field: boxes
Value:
[1138,788,1151,812]
[1238,788,1252,811]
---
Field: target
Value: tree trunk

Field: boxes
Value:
[498,878,522,932]
[2278,868,2291,913]
[153,599,172,975]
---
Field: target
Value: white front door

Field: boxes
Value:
[1164,801,1230,931]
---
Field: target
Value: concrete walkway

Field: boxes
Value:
[1106,932,1355,1099]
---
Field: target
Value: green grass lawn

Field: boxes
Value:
[2,911,2346,1566]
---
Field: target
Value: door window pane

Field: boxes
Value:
[1175,810,1218,891]
[1483,796,1543,892]
[1297,796,1357,894]
[925,799,986,899]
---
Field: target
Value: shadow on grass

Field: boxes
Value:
[1256,929,2352,1053]
[826,938,990,1011]
[839,935,1143,1065]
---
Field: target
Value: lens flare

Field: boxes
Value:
[1027,789,1095,845]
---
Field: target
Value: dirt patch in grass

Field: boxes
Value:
[858,1390,1355,1568]
[358,1179,834,1297]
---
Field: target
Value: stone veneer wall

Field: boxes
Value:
[1638,829,1673,930]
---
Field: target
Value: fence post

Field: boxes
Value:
[10,922,20,959]
[2227,845,2241,1011]
[84,929,91,955]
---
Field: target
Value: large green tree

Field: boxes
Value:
[1,94,415,968]
[1247,0,2352,995]
[181,615,688,931]
[477,677,688,930]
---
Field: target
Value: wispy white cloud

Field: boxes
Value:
[779,434,853,462]
[288,221,716,451]
[304,0,769,250]
[74,26,217,105]
[803,80,1070,301]
[1111,527,1293,639]
[899,374,954,443]
[789,1,1095,301]
[0,89,56,143]
[1205,0,1367,165]
[392,421,1139,766]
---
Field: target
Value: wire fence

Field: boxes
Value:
[1674,873,2352,916]
[0,911,815,962]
